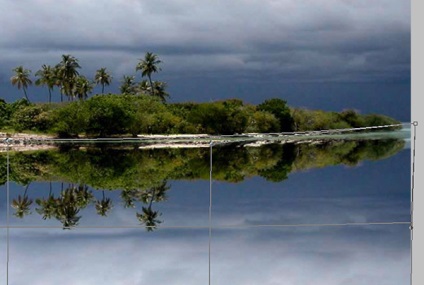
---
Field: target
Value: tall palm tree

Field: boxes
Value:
[53,65,65,102]
[120,75,136,95]
[35,64,55,103]
[95,190,113,217]
[95,67,112,94]
[135,52,161,96]
[11,184,33,218]
[10,66,32,102]
[57,54,81,101]
[74,76,93,100]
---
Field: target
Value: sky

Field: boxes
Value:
[0,0,411,121]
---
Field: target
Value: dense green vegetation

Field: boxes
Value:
[0,95,401,137]
[1,53,401,136]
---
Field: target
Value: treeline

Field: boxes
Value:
[2,52,401,136]
[0,95,401,137]
[0,139,405,188]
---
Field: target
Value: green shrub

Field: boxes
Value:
[258,98,294,132]
[50,101,89,137]
[11,104,52,132]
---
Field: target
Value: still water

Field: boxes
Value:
[0,131,412,284]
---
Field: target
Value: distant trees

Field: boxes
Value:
[136,52,162,96]
[95,67,112,94]
[10,52,171,103]
[120,75,136,95]
[10,66,32,102]
[57,54,81,101]
[35,64,55,103]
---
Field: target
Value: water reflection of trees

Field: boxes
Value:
[10,181,170,231]
[1,139,405,188]
[2,139,406,229]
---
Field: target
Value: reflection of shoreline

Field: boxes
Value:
[1,129,410,152]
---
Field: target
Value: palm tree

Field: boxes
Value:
[152,81,169,103]
[35,64,56,103]
[95,67,112,94]
[135,52,161,96]
[57,54,81,101]
[74,76,93,100]
[11,184,33,218]
[136,79,150,95]
[120,75,136,95]
[10,66,32,102]
[95,190,113,217]
[53,65,65,102]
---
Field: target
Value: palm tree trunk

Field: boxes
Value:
[48,88,52,104]
[148,187,155,209]
[148,75,154,97]
[102,84,105,94]
[23,88,30,102]
[23,184,30,196]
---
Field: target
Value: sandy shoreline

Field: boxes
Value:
[0,129,407,152]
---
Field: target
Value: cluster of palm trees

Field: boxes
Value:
[10,52,168,103]
[11,181,169,231]
[10,55,111,103]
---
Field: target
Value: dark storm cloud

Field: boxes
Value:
[0,0,410,82]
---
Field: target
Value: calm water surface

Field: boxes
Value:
[0,131,412,284]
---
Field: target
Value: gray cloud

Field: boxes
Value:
[0,0,410,82]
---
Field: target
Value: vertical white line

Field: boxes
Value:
[6,145,10,285]
[410,122,417,285]
[209,142,213,285]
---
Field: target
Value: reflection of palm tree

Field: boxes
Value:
[54,184,90,229]
[121,189,136,208]
[57,204,81,229]
[74,185,94,208]
[95,190,113,217]
[35,182,57,220]
[136,206,162,232]
[136,181,169,231]
[11,184,33,218]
